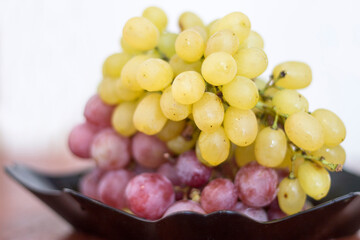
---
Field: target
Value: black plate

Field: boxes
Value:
[5,164,360,240]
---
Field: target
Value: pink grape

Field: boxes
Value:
[163,200,205,217]
[132,163,156,175]
[131,132,169,169]
[68,122,99,158]
[234,162,278,207]
[200,178,237,213]
[233,202,268,222]
[267,198,287,220]
[91,128,131,170]
[79,168,104,200]
[97,169,133,209]
[84,94,114,127]
[157,162,181,186]
[175,150,212,188]
[125,173,175,220]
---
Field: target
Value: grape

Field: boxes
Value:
[169,54,202,77]
[136,58,173,91]
[121,55,151,91]
[193,92,224,133]
[272,89,309,116]
[311,145,346,171]
[160,86,191,121]
[233,47,268,79]
[297,160,331,200]
[234,162,278,207]
[84,94,114,128]
[172,71,205,105]
[120,37,142,55]
[114,78,144,102]
[223,76,259,110]
[142,6,167,32]
[157,120,186,142]
[131,132,169,169]
[190,26,208,41]
[201,52,237,86]
[284,111,324,151]
[277,177,306,215]
[163,200,205,217]
[111,101,137,137]
[91,128,131,170]
[204,29,239,57]
[175,29,205,62]
[97,78,121,105]
[267,198,287,220]
[125,173,175,220]
[292,156,305,177]
[157,162,181,186]
[254,127,287,167]
[158,32,177,58]
[239,31,264,49]
[277,146,293,169]
[132,164,156,175]
[224,107,258,147]
[234,143,255,167]
[133,93,167,135]
[179,11,205,31]
[68,122,99,158]
[273,61,312,89]
[102,52,132,79]
[122,17,159,51]
[97,169,133,209]
[175,150,212,188]
[233,202,268,222]
[79,168,104,200]
[168,134,198,155]
[312,109,346,147]
[254,77,266,91]
[200,178,237,213]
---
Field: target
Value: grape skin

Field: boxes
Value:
[163,200,205,217]
[84,94,114,128]
[142,6,168,32]
[273,61,312,89]
[277,177,306,215]
[79,168,104,200]
[68,122,99,159]
[157,162,181,186]
[233,202,268,222]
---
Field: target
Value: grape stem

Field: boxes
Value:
[294,152,342,172]
[261,71,286,94]
[271,114,279,130]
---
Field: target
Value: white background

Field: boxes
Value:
[0,0,359,173]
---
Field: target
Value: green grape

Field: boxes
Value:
[198,127,230,166]
[115,78,144,101]
[167,133,199,155]
[234,143,255,167]
[121,55,151,91]
[112,101,137,137]
[278,177,306,215]
[234,47,268,79]
[298,160,331,200]
[204,29,239,57]
[172,71,205,104]
[136,58,173,91]
[312,109,346,147]
[145,48,161,58]
[273,61,312,89]
[190,26,208,41]
[201,52,237,86]
[224,107,258,146]
[160,86,191,121]
[133,93,167,135]
[285,111,324,151]
[293,156,305,177]
[120,37,142,55]
[157,120,186,141]
[206,19,218,34]
[254,77,266,91]
[169,54,202,76]
[239,31,264,49]
[158,32,178,58]
[102,52,132,79]
[254,127,287,167]
[142,6,167,32]
[311,145,346,171]
[277,146,293,169]
[98,78,121,105]
[175,29,205,62]
[223,76,259,110]
[195,141,212,167]
[179,11,205,31]
[272,89,309,116]
[193,92,224,133]
[122,17,159,51]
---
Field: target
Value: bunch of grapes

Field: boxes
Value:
[68,7,346,221]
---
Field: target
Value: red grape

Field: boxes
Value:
[267,198,287,220]
[233,202,268,222]
[157,162,181,186]
[84,94,114,127]
[79,168,104,200]
[68,122,99,158]
[163,200,205,217]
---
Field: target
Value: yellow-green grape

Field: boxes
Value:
[179,11,205,31]
[145,48,161,58]
[98,78,121,105]
[201,52,237,86]
[204,29,239,58]
[206,19,218,34]
[169,54,202,76]
[136,58,173,91]
[121,55,151,91]
[190,26,208,41]
[234,47,268,79]
[223,76,259,110]
[157,120,186,141]
[254,77,266,91]
[209,12,251,44]
[198,127,230,166]
[115,78,144,101]
[273,61,312,89]
[254,127,287,167]
[120,37,142,55]
[293,156,305,177]
[278,178,306,215]
[193,92,224,133]
[175,29,205,62]
[285,111,324,151]
[239,31,264,49]
[142,6,167,32]
[234,143,255,167]
[195,141,212,166]
[122,17,159,51]
[112,101,137,137]
[312,109,346,147]
[158,32,177,58]
[224,107,258,146]
[311,145,346,171]
[102,52,132,79]
[277,146,293,169]
[272,89,309,116]
[172,71,205,104]
[133,93,167,135]
[160,86,191,121]
[298,161,331,200]
[167,133,199,155]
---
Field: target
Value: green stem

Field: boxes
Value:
[272,113,279,130]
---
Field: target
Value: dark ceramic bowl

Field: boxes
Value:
[5,164,360,240]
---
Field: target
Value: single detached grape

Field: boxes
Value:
[233,202,268,222]
[68,122,99,158]
[163,200,205,217]
[79,168,104,200]
[277,177,306,215]
[84,95,114,128]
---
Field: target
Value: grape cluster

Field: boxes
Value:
[69,7,346,220]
